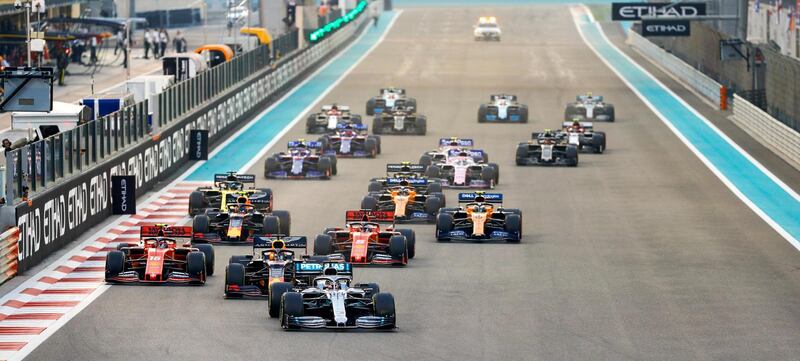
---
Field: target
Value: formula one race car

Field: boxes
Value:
[478,94,528,123]
[436,192,522,242]
[425,148,500,189]
[264,140,337,179]
[419,138,488,167]
[275,263,396,330]
[361,181,445,223]
[366,87,417,115]
[564,93,615,122]
[106,225,215,284]
[318,124,381,158]
[189,172,274,216]
[313,210,416,263]
[516,130,578,166]
[192,197,291,243]
[368,163,443,195]
[306,104,363,133]
[560,120,606,153]
[224,235,307,300]
[372,106,427,135]
[474,16,501,41]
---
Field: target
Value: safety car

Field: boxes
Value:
[474,16,501,41]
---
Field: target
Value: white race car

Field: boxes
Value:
[474,17,501,41]
[366,88,417,115]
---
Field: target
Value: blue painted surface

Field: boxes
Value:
[578,16,800,241]
[186,12,397,181]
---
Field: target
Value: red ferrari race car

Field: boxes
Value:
[312,210,416,265]
[105,225,215,285]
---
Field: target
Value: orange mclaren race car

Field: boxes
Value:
[312,210,416,264]
[436,192,522,242]
[105,225,215,284]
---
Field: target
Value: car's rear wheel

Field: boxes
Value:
[425,165,441,179]
[269,282,293,318]
[426,182,442,194]
[192,215,209,235]
[271,211,291,236]
[361,196,379,211]
[419,154,432,168]
[188,191,206,216]
[425,196,442,216]
[368,181,383,193]
[314,234,333,255]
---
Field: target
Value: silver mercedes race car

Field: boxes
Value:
[564,93,615,122]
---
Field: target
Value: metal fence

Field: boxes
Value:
[4,29,301,203]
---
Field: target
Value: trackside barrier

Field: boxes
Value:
[10,4,373,272]
[627,30,724,109]
[732,94,800,171]
[0,227,19,286]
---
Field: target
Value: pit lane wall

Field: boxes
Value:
[627,29,724,108]
[732,94,800,171]
[11,5,373,272]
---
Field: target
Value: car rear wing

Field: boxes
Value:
[345,210,395,222]
[386,163,425,173]
[447,149,485,158]
[439,138,474,147]
[214,173,256,184]
[321,104,350,111]
[336,123,368,131]
[294,261,353,276]
[561,121,593,129]
[140,225,193,239]
[287,140,322,149]
[458,192,503,204]
[385,178,428,186]
[253,236,307,249]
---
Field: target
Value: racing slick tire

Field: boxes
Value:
[388,235,407,260]
[371,116,382,135]
[265,156,281,178]
[396,229,416,259]
[478,104,488,123]
[361,196,379,211]
[318,156,334,179]
[425,165,441,179]
[373,293,396,326]
[351,114,363,125]
[272,210,292,236]
[520,105,529,123]
[566,145,579,167]
[368,135,382,154]
[479,150,489,163]
[606,104,615,122]
[419,154,433,168]
[281,292,304,329]
[427,182,442,194]
[225,262,245,292]
[593,131,606,153]
[269,282,294,318]
[105,250,125,279]
[480,166,496,186]
[194,244,215,276]
[228,255,251,268]
[262,215,282,235]
[329,155,338,175]
[364,283,381,297]
[188,191,207,216]
[515,144,528,166]
[192,215,210,235]
[503,208,522,216]
[306,114,318,133]
[504,214,522,243]
[431,192,446,207]
[425,196,442,217]
[406,98,417,110]
[364,138,378,158]
[366,98,376,116]
[317,136,330,152]
[436,213,454,240]
[116,243,133,251]
[314,234,333,255]
[416,116,427,135]
[323,227,338,235]
[186,251,207,280]
[488,162,500,185]
[368,181,383,193]
[564,104,578,122]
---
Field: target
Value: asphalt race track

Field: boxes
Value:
[26,5,800,361]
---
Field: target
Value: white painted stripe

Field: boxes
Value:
[0,336,39,342]
[0,320,55,328]
[4,307,73,314]
[570,5,800,251]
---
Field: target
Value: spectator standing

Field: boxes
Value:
[114,29,123,55]
[89,35,98,64]
[173,30,186,53]
[143,28,152,59]
[152,30,160,59]
[159,28,169,58]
